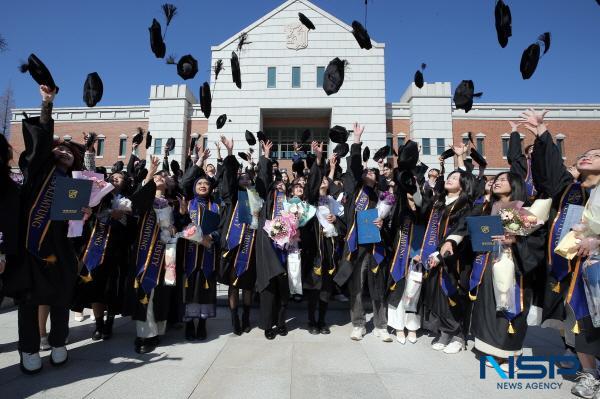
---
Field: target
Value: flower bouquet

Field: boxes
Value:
[68,171,115,237]
[377,191,396,220]
[491,246,517,313]
[284,198,316,227]
[492,200,549,236]
[164,243,177,286]
[264,212,298,249]
[247,187,264,230]
[182,224,203,243]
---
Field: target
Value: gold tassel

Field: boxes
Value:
[204,280,209,289]
[328,267,336,276]
[390,282,397,291]
[140,295,149,305]
[43,255,57,264]
[508,321,515,334]
[468,292,477,302]
[572,321,580,335]
[313,267,322,276]
[448,297,456,307]
[184,279,189,288]
[552,282,561,293]
[232,277,238,287]
[133,279,139,289]
[222,251,229,259]
[371,265,379,274]
[81,273,93,283]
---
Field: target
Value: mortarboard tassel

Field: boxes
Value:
[204,279,209,289]
[134,279,139,289]
[81,273,93,283]
[448,297,457,307]
[572,321,580,335]
[552,281,561,293]
[43,255,57,264]
[390,282,397,291]
[508,321,515,334]
[313,266,322,276]
[328,267,336,275]
[140,295,149,305]
[184,279,189,288]
[469,292,477,301]
[371,265,379,274]
[232,277,238,287]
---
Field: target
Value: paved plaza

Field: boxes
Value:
[0,299,577,399]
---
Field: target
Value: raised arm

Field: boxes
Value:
[256,140,274,199]
[180,149,210,199]
[219,136,239,202]
[507,121,527,179]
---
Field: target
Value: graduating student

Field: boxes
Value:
[11,85,86,373]
[333,123,392,342]
[178,148,220,341]
[506,120,537,201]
[218,136,256,336]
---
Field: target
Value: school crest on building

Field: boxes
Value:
[285,23,308,50]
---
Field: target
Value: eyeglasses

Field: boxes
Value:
[576,153,600,161]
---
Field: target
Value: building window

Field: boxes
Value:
[422,138,431,155]
[316,66,325,88]
[502,137,509,157]
[386,136,393,149]
[63,135,72,142]
[436,138,445,155]
[476,137,485,155]
[267,67,276,88]
[397,135,406,148]
[557,136,565,158]
[462,136,470,146]
[292,67,301,88]
[96,138,105,157]
[153,138,162,155]
[263,127,328,160]
[119,138,127,157]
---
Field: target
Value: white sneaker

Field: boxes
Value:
[407,331,417,344]
[335,294,349,303]
[350,326,367,341]
[374,328,393,343]
[443,341,464,354]
[395,331,406,344]
[20,352,42,374]
[40,335,51,351]
[431,342,446,351]
[50,346,68,366]
[73,312,84,322]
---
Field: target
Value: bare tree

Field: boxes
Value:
[0,34,7,52]
[0,85,15,138]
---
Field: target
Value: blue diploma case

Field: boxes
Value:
[466,215,504,252]
[357,209,381,245]
[50,177,93,220]
[201,210,220,235]
[237,191,252,225]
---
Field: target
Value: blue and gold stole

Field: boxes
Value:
[468,253,491,300]
[345,186,386,270]
[223,199,255,285]
[548,183,586,292]
[525,159,537,201]
[566,256,590,334]
[184,197,219,288]
[389,216,414,290]
[271,191,287,266]
[134,209,166,301]
[81,214,112,279]
[26,167,60,263]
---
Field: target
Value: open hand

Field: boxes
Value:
[40,85,56,102]
[353,122,364,144]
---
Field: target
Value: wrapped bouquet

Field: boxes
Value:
[377,191,396,220]
[247,187,264,230]
[164,243,177,286]
[182,224,203,243]
[264,212,298,249]
[284,198,316,227]
[68,171,115,237]
[492,199,550,236]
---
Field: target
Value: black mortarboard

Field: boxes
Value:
[238,152,249,162]
[333,143,349,158]
[83,72,103,107]
[298,13,315,30]
[351,21,372,50]
[217,114,228,129]
[323,58,346,96]
[245,130,256,146]
[440,148,455,160]
[495,0,512,48]
[132,128,144,145]
[112,160,124,173]
[168,54,198,80]
[200,82,211,118]
[214,59,224,81]
[398,170,417,195]
[397,140,419,170]
[470,147,487,168]
[148,19,166,59]
[145,131,152,150]
[170,160,181,176]
[520,33,551,80]
[301,129,311,143]
[19,53,59,93]
[329,125,349,144]
[231,52,242,89]
[292,158,305,175]
[414,63,426,89]
[166,137,175,153]
[362,146,370,163]
[257,131,267,143]
[453,80,483,113]
[373,146,391,162]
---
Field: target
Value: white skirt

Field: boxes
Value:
[387,302,420,331]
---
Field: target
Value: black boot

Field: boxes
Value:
[231,309,242,336]
[197,319,207,341]
[136,336,158,354]
[102,315,114,340]
[185,321,196,341]
[92,317,104,341]
[242,306,251,333]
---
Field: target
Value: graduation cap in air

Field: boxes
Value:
[440,148,455,160]
[214,59,224,82]
[373,146,391,162]
[470,147,488,168]
[362,146,370,163]
[329,125,349,144]
[145,131,153,150]
[453,80,482,113]
[19,53,59,93]
[132,128,144,145]
[82,72,103,107]
[351,21,372,50]
[298,13,315,30]
[495,0,512,48]
[245,130,257,146]
[148,19,166,58]
[238,152,250,162]
[217,114,228,129]
[414,63,426,89]
[301,129,311,143]
[323,58,347,96]
[167,54,198,80]
[230,52,242,89]
[170,160,181,176]
[112,160,124,173]
[257,131,267,143]
[166,137,175,154]
[333,143,349,158]
[520,32,551,80]
[397,140,419,170]
[200,82,211,118]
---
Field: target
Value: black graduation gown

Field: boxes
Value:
[0,176,21,298]
[507,131,528,180]
[217,155,256,290]
[7,112,79,306]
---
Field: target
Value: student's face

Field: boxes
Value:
[292,185,304,197]
[276,181,286,192]
[52,145,74,169]
[238,174,251,188]
[492,174,511,196]
[362,169,376,186]
[576,149,600,173]
[195,178,211,197]
[153,173,167,190]
[206,165,216,175]
[320,176,329,190]
[444,173,461,193]
[281,173,289,183]
[109,173,125,191]
[428,171,439,181]
[382,166,392,178]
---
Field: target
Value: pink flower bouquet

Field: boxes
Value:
[182,224,203,243]
[264,212,299,249]
[377,191,396,219]
[492,200,543,236]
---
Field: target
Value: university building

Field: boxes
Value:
[9,0,600,174]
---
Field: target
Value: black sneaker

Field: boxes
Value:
[318,324,331,335]
[308,322,320,335]
[185,321,196,341]
[264,328,277,340]
[276,325,288,336]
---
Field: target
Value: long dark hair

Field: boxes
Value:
[435,170,474,210]
[490,172,527,205]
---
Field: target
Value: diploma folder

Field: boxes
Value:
[50,176,93,220]
[357,209,381,245]
[466,215,504,252]
[201,210,220,235]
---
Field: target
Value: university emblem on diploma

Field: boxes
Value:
[285,23,308,50]
[68,190,79,199]
[481,226,490,234]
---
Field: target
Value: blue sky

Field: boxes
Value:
[1,0,599,108]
